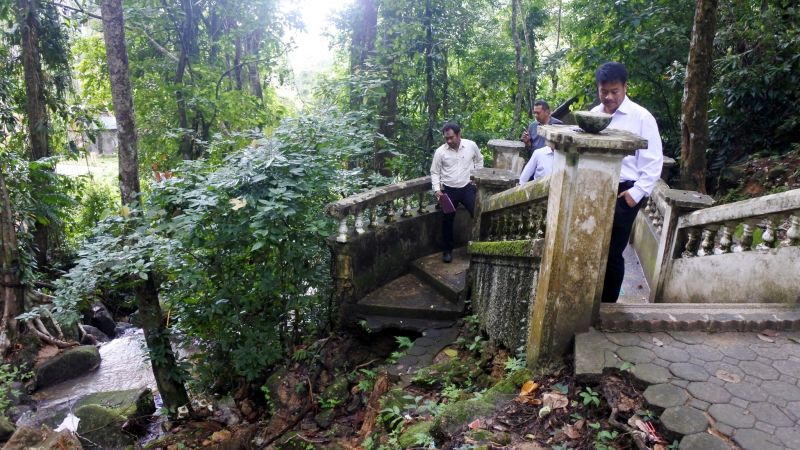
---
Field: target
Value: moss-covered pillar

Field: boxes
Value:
[470,168,518,240]
[487,139,526,175]
[327,239,355,327]
[526,125,647,365]
[650,189,713,302]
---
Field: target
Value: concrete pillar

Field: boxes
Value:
[526,125,647,365]
[650,189,714,302]
[487,139,526,175]
[470,168,518,240]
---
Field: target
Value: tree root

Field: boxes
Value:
[26,319,78,349]
[607,407,648,450]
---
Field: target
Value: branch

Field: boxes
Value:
[133,23,180,63]
[49,1,102,20]
[27,319,79,348]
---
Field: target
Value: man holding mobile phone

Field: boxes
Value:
[430,123,484,263]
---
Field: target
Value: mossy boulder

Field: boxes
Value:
[74,388,155,421]
[75,404,132,449]
[322,376,349,405]
[314,409,336,429]
[2,427,83,450]
[397,420,434,448]
[430,369,532,442]
[0,416,15,440]
[35,345,101,389]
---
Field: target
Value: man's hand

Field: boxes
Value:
[520,130,531,147]
[618,190,638,208]
[435,190,443,200]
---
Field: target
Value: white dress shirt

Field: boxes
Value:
[519,146,553,185]
[430,138,484,191]
[591,96,663,203]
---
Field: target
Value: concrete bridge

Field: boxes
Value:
[325,125,800,450]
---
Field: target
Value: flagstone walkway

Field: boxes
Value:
[575,328,800,450]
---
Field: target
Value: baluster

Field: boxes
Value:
[756,217,775,250]
[645,198,654,216]
[354,213,365,234]
[385,200,396,223]
[401,195,413,217]
[368,207,378,228]
[417,192,427,214]
[715,223,733,254]
[785,214,800,246]
[522,208,532,239]
[512,210,522,239]
[490,214,499,241]
[696,226,718,256]
[336,217,349,243]
[654,208,663,233]
[498,214,507,241]
[681,229,700,258]
[733,221,754,252]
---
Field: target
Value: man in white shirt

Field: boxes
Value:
[518,145,554,185]
[430,123,484,262]
[590,62,663,303]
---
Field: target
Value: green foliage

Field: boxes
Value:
[579,386,601,407]
[503,356,525,373]
[0,363,31,416]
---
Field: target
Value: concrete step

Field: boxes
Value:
[354,314,457,333]
[353,274,465,321]
[409,247,469,303]
[598,303,800,332]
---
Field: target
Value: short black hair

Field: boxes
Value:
[595,62,628,85]
[441,122,461,134]
[533,100,551,111]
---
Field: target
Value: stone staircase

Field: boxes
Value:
[350,247,469,329]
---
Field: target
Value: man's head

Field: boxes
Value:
[442,122,461,149]
[532,100,552,125]
[595,62,628,114]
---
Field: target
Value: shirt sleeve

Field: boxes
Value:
[472,142,484,169]
[430,149,443,192]
[629,113,664,203]
[519,154,537,185]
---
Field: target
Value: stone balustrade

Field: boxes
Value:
[324,177,435,243]
[478,177,549,242]
[642,180,669,236]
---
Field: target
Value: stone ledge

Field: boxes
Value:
[598,303,800,332]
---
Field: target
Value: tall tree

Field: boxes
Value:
[423,0,437,150]
[101,0,190,414]
[0,169,24,356]
[680,0,718,192]
[349,0,377,109]
[16,0,49,268]
[510,0,524,137]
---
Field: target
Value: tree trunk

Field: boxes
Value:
[520,6,537,117]
[551,0,563,93]
[423,0,437,151]
[246,31,263,100]
[349,0,377,110]
[442,49,449,119]
[0,170,25,357]
[101,0,190,415]
[680,0,718,193]
[510,0,524,138]
[17,0,49,268]
[176,0,200,160]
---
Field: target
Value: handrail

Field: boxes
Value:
[677,189,800,229]
[324,176,431,220]
[482,176,550,215]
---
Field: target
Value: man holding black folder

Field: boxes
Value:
[430,123,484,263]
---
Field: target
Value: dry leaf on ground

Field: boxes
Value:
[760,329,778,337]
[715,370,741,383]
[652,337,664,347]
[520,381,539,396]
[541,392,569,409]
[757,334,775,343]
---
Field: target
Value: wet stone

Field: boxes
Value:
[630,363,671,385]
[660,406,709,435]
[725,382,768,402]
[644,383,689,409]
[685,345,724,362]
[605,333,643,347]
[413,337,436,348]
[616,346,655,364]
[715,423,734,437]
[689,398,710,411]
[730,397,749,409]
[773,358,800,376]
[709,403,756,428]
[761,380,800,401]
[687,382,732,404]
[669,363,709,382]
[776,426,800,449]
[654,346,691,363]
[733,428,784,450]
[786,401,800,421]
[671,379,689,388]
[747,402,793,427]
[719,345,757,361]
[740,361,779,380]
[405,345,428,357]
[755,346,790,361]
[679,432,730,450]
[754,421,776,434]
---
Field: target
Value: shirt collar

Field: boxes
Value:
[615,96,633,115]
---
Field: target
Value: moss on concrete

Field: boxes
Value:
[468,240,539,258]
[397,420,434,448]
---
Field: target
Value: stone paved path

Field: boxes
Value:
[388,326,460,384]
[576,328,800,450]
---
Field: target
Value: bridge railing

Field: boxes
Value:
[653,188,800,303]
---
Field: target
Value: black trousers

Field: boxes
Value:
[601,181,643,303]
[442,184,477,251]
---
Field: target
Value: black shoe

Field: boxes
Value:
[442,251,452,263]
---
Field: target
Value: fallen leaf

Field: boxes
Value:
[542,392,569,409]
[715,370,741,383]
[760,329,778,337]
[616,394,637,412]
[654,444,667,450]
[790,337,800,345]
[562,423,581,439]
[444,348,458,357]
[468,419,481,429]
[652,337,664,347]
[211,430,231,442]
[520,381,539,396]
[516,396,542,406]
[757,334,775,343]
[538,405,552,418]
